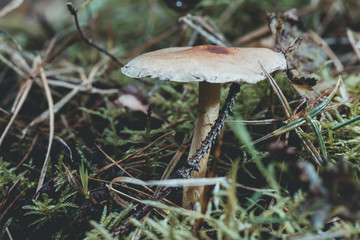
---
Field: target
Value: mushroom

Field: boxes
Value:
[121,45,286,209]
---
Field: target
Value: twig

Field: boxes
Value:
[0,53,26,78]
[0,179,20,211]
[179,14,229,47]
[0,186,27,223]
[66,2,124,67]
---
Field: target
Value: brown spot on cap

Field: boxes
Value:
[196,45,230,54]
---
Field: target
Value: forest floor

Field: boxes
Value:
[1,0,360,239]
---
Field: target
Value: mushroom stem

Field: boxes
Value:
[182,82,220,209]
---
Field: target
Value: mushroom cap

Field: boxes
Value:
[121,45,286,84]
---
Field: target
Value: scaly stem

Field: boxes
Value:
[182,82,220,209]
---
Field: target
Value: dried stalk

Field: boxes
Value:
[66,3,124,67]
[35,64,55,196]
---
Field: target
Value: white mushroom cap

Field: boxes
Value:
[121,45,286,84]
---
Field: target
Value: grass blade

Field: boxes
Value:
[35,65,55,196]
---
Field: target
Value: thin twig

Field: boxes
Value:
[0,187,27,223]
[0,53,26,78]
[0,179,20,211]
[179,14,229,47]
[66,3,124,67]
